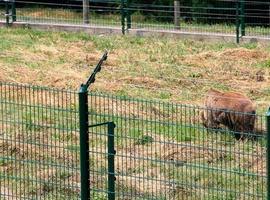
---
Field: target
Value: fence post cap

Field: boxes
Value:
[79,84,87,93]
[267,107,270,116]
[109,122,116,128]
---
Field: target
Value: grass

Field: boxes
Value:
[0,27,269,199]
[0,27,269,113]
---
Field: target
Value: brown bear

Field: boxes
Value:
[201,89,256,139]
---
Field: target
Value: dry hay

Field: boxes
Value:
[1,29,270,111]
[116,133,227,175]
[88,95,200,125]
[0,137,78,187]
[117,168,191,199]
[119,76,164,88]
[88,95,171,121]
[0,186,16,200]
[219,48,268,60]
[115,134,218,197]
[0,81,77,109]
[182,48,268,67]
[0,133,78,165]
[0,42,102,89]
[0,130,80,197]
[114,133,266,198]
[179,47,270,109]
[21,9,80,19]
[1,65,85,89]
[238,144,266,176]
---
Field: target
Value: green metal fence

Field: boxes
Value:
[89,92,267,199]
[0,0,16,26]
[0,81,268,199]
[0,82,80,199]
[1,0,270,42]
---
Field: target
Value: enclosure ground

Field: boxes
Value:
[0,25,269,199]
[0,26,269,113]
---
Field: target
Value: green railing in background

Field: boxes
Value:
[1,0,270,43]
[0,0,16,26]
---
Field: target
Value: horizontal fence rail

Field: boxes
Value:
[0,0,270,41]
[0,82,268,199]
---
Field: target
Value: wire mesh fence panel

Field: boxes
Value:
[15,1,85,25]
[127,0,270,38]
[86,1,123,28]
[0,82,268,199]
[128,1,237,35]
[88,122,116,200]
[0,2,5,22]
[14,0,123,27]
[88,93,267,199]
[244,1,270,38]
[88,124,109,199]
[0,82,80,199]
[0,0,269,39]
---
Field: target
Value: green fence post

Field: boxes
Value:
[108,122,116,200]
[267,108,270,200]
[240,0,245,36]
[235,0,240,44]
[174,0,180,30]
[121,0,125,34]
[83,0,90,24]
[126,0,131,29]
[79,84,90,200]
[11,0,16,22]
[5,0,10,27]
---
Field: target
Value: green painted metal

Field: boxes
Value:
[3,0,270,42]
[121,0,125,34]
[88,121,116,200]
[126,0,131,29]
[108,122,116,200]
[236,0,240,44]
[11,0,16,22]
[79,84,90,200]
[4,0,16,25]
[0,82,80,199]
[267,108,270,200]
[85,51,108,88]
[0,81,267,199]
[240,0,245,36]
[5,1,9,27]
[79,51,108,200]
[83,0,89,24]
